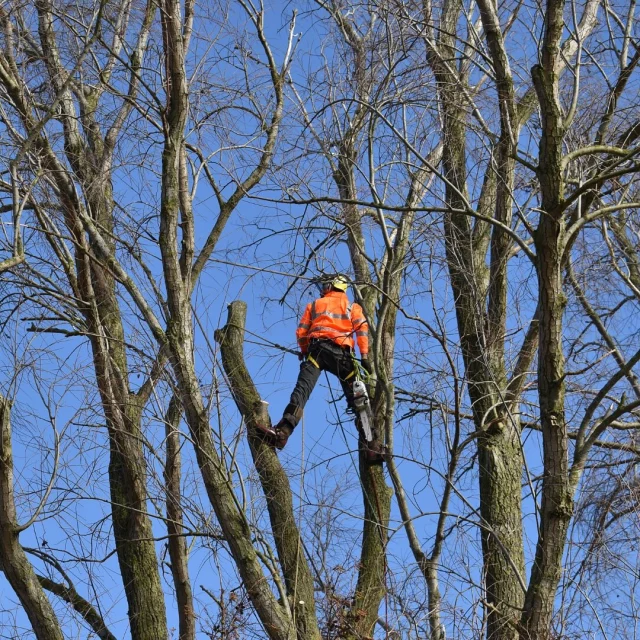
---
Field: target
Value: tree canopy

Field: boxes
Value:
[1,1,640,638]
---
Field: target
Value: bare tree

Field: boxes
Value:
[0,1,168,635]
[0,392,65,640]
[262,0,640,638]
[0,0,296,637]
[2,0,640,638]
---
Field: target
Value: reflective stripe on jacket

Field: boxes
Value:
[296,291,369,355]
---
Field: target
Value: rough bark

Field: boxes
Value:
[322,11,394,634]
[164,396,195,640]
[520,2,572,635]
[0,394,65,640]
[423,1,603,635]
[426,1,526,635]
[0,3,169,636]
[345,457,391,640]
[215,301,321,640]
[331,120,393,640]
[162,306,294,637]
[158,4,293,635]
[521,205,570,640]
[475,3,529,637]
[334,153,394,638]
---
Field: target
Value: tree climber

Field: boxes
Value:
[258,274,384,462]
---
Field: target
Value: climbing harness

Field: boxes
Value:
[307,354,320,368]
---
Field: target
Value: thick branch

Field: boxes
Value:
[215,301,320,640]
[36,574,116,640]
[164,396,195,640]
[0,394,64,640]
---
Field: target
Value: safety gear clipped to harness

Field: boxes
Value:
[352,379,374,443]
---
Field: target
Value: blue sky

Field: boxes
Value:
[1,0,640,637]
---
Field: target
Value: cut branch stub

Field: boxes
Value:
[215,301,321,640]
[214,301,268,423]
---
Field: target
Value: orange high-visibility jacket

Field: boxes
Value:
[296,290,369,355]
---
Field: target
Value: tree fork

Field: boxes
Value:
[215,301,321,640]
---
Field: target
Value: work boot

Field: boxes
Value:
[363,439,385,464]
[254,422,278,443]
[273,419,293,450]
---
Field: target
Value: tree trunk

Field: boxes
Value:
[158,8,293,631]
[333,130,393,640]
[77,173,167,640]
[347,458,392,640]
[424,1,527,634]
[164,396,195,640]
[215,301,321,640]
[0,395,65,640]
[5,5,171,636]
[165,320,295,639]
[520,36,572,634]
[436,70,526,640]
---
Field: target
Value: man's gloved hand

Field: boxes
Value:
[360,357,373,375]
[298,351,306,361]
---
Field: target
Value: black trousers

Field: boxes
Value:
[283,339,357,427]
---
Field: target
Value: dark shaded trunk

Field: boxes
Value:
[0,395,65,640]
